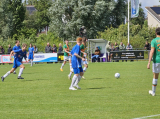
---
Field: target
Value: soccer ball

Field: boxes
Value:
[115,73,120,78]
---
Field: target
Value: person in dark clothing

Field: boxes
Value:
[58,43,63,53]
[45,42,52,53]
[7,44,12,54]
[33,45,38,53]
[0,46,5,65]
[45,42,52,63]
[92,47,101,62]
[52,44,57,53]
[144,41,151,50]
[114,42,119,62]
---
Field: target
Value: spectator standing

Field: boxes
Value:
[92,47,101,62]
[33,45,38,53]
[0,46,5,54]
[52,44,57,53]
[0,46,5,65]
[45,42,52,53]
[45,42,52,63]
[114,42,119,62]
[58,43,63,53]
[119,42,125,51]
[144,41,151,59]
[114,42,119,51]
[7,44,12,54]
[119,42,126,62]
[126,43,133,61]
[106,41,111,62]
[126,43,133,50]
[110,43,115,62]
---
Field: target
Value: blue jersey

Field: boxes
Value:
[71,44,82,68]
[14,49,27,62]
[13,45,21,56]
[13,45,21,50]
[28,47,34,54]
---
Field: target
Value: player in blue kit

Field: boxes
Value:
[1,44,27,81]
[69,37,85,90]
[12,40,21,74]
[28,43,34,66]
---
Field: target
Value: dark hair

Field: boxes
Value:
[65,39,68,41]
[156,27,160,35]
[15,40,19,44]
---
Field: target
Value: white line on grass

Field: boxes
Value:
[133,114,160,119]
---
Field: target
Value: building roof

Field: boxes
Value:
[145,6,160,23]
[26,5,36,14]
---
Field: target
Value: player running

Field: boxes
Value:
[1,44,27,81]
[68,37,88,79]
[69,37,85,90]
[28,43,34,66]
[147,27,160,96]
[12,40,21,74]
[80,37,88,79]
[60,40,72,71]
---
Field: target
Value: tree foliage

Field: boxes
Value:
[97,22,156,48]
[0,0,25,40]
[48,0,116,40]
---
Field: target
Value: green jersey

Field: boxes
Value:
[80,44,86,57]
[63,44,69,56]
[151,37,160,63]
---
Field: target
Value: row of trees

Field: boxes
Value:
[0,0,157,52]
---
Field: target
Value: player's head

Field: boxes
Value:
[30,43,32,47]
[76,37,82,46]
[82,37,86,44]
[22,44,27,51]
[15,40,20,46]
[47,42,50,46]
[65,40,69,45]
[156,27,160,36]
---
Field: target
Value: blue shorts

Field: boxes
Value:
[73,67,83,74]
[13,60,22,69]
[28,54,34,60]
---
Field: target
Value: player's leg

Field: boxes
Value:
[82,63,88,79]
[149,63,159,96]
[1,68,16,82]
[17,63,25,79]
[69,69,80,90]
[68,68,73,80]
[69,57,72,70]
[73,67,83,89]
[60,57,67,71]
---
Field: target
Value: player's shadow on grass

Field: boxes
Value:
[90,78,103,80]
[87,87,105,90]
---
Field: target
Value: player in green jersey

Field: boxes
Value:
[60,40,72,72]
[147,27,160,96]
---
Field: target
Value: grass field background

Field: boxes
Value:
[0,61,160,119]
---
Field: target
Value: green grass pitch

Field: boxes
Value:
[0,61,160,119]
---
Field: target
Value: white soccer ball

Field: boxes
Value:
[115,73,120,78]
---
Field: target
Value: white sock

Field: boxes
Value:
[70,63,72,70]
[31,61,33,66]
[3,71,10,78]
[152,79,158,93]
[83,67,87,72]
[14,70,16,73]
[61,63,64,69]
[18,68,24,77]
[74,75,82,86]
[70,75,78,87]
[69,71,73,77]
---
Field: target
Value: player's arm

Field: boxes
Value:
[74,53,85,61]
[80,51,87,56]
[10,51,15,60]
[147,47,155,69]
